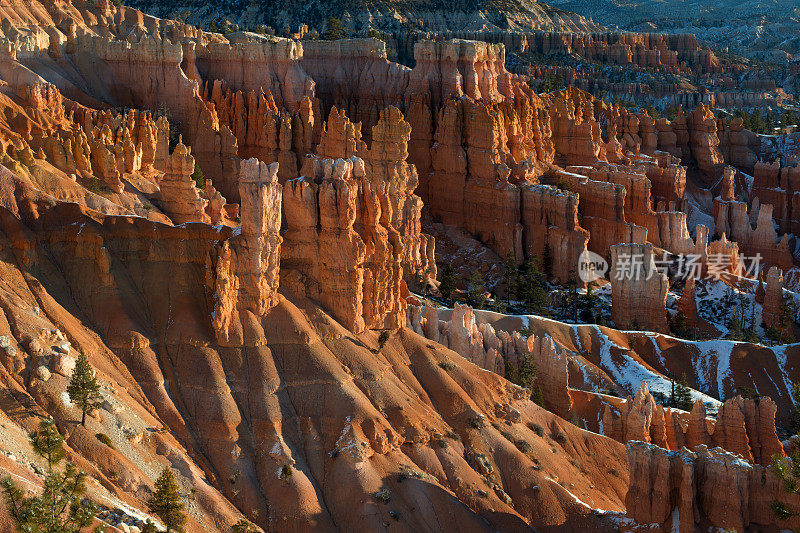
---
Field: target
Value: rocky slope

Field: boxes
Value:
[551,0,800,61]
[125,0,601,34]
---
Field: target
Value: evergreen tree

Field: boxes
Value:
[779,294,796,344]
[67,352,104,427]
[141,520,158,533]
[726,313,744,341]
[737,386,760,400]
[669,374,694,411]
[530,385,545,407]
[721,286,736,324]
[501,252,519,305]
[377,331,390,351]
[736,280,750,327]
[764,323,780,346]
[465,269,487,309]
[771,449,800,521]
[516,353,537,391]
[507,352,542,405]
[147,468,186,533]
[366,28,386,42]
[231,519,257,532]
[438,262,456,304]
[644,105,661,119]
[745,303,759,343]
[560,270,579,323]
[788,382,800,436]
[542,242,553,278]
[536,73,566,93]
[518,259,548,315]
[323,17,348,40]
[1,418,101,532]
[191,164,205,190]
[670,311,690,339]
[579,282,598,323]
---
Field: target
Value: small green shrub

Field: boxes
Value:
[468,416,485,429]
[378,330,390,350]
[438,362,456,371]
[555,179,572,191]
[376,488,392,504]
[529,423,544,436]
[280,464,293,480]
[515,440,531,453]
[95,433,115,449]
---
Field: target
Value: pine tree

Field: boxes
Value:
[519,259,548,315]
[789,382,800,436]
[563,269,579,323]
[465,269,487,309]
[67,352,104,427]
[378,331,390,351]
[231,519,257,532]
[438,262,456,304]
[506,352,541,404]
[141,520,158,533]
[737,386,760,400]
[669,374,694,411]
[530,386,544,407]
[670,311,689,338]
[323,17,348,40]
[736,279,750,328]
[147,468,186,533]
[191,164,205,189]
[516,353,537,391]
[579,282,598,322]
[745,303,759,343]
[542,242,553,278]
[722,286,736,323]
[501,252,519,305]
[771,449,800,521]
[727,313,744,341]
[779,294,796,344]
[1,418,101,532]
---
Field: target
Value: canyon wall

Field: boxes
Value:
[610,243,668,332]
[408,302,573,418]
[604,383,784,466]
[282,156,405,333]
[627,441,798,533]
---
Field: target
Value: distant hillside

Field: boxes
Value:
[549,0,800,61]
[124,0,602,34]
[550,0,799,28]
